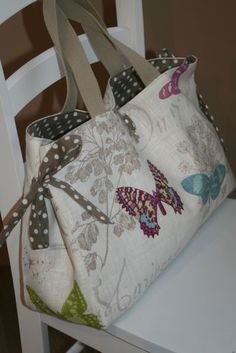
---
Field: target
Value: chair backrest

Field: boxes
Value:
[0,2,145,347]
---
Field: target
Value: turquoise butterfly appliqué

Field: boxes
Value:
[181,164,226,204]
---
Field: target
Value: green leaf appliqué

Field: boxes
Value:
[61,280,87,318]
[26,286,57,317]
[61,281,103,329]
[27,281,103,329]
[81,314,103,329]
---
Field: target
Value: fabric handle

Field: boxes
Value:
[0,135,111,250]
[43,0,107,117]
[46,0,129,112]
[62,0,129,76]
[43,0,160,112]
[58,0,160,85]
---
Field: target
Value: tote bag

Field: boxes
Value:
[0,0,235,329]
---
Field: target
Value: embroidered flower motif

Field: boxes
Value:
[64,115,142,266]
[113,212,136,237]
[176,118,221,174]
[84,252,98,274]
[118,151,141,175]
[77,224,98,251]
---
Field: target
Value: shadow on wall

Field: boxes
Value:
[1,0,116,159]
[143,0,236,198]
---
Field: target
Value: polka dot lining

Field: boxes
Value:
[109,49,223,146]
[0,50,226,251]
[0,132,110,251]
[26,49,222,147]
[109,54,193,109]
[27,110,90,140]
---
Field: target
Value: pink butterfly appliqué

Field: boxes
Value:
[159,63,189,100]
[116,161,184,238]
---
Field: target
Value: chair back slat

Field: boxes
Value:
[0,63,24,216]
[6,48,62,117]
[0,0,135,222]
[116,0,145,56]
[6,27,130,117]
[0,0,134,214]
[0,3,146,352]
[0,0,36,24]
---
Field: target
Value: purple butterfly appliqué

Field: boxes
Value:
[116,161,184,238]
[159,63,189,100]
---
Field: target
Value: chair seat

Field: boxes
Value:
[107,198,236,353]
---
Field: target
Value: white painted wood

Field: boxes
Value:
[0,65,24,198]
[65,341,84,353]
[6,227,50,353]
[41,313,147,353]
[0,2,148,353]
[116,0,145,56]
[2,2,236,353]
[7,27,130,116]
[41,200,236,353]
[107,199,236,353]
[0,0,37,24]
[0,60,50,352]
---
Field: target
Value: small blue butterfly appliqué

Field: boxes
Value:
[181,164,226,204]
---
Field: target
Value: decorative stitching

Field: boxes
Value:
[116,160,184,237]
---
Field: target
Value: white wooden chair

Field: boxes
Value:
[0,1,236,353]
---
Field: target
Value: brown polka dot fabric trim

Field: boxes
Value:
[28,110,90,140]
[197,92,225,148]
[114,109,139,143]
[109,48,224,147]
[27,50,223,147]
[0,49,226,250]
[0,135,110,250]
[50,178,110,224]
[109,50,193,109]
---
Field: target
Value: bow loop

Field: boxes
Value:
[0,133,111,251]
[38,135,82,180]
[27,178,50,249]
[26,135,83,249]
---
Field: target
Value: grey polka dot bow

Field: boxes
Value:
[0,135,111,250]
[115,109,140,143]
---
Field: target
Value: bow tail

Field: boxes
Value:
[49,178,112,225]
[0,197,31,248]
[29,198,49,250]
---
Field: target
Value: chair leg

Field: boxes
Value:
[17,303,50,353]
[65,341,85,353]
[5,233,50,353]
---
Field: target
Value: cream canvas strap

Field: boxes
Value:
[43,0,107,117]
[43,1,127,112]
[43,0,160,112]
[57,0,130,76]
[57,0,160,85]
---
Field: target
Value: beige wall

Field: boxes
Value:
[0,0,235,185]
[143,0,236,198]
[0,0,235,263]
[0,0,111,155]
